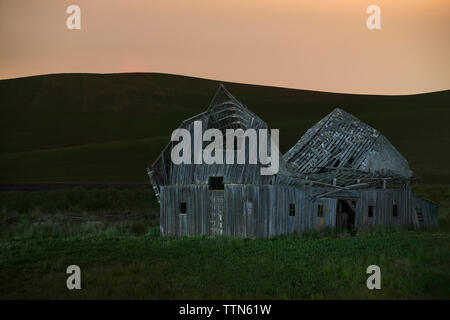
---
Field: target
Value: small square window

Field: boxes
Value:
[368,205,374,218]
[393,204,398,217]
[209,177,224,190]
[317,204,324,217]
[180,202,187,214]
[289,204,295,216]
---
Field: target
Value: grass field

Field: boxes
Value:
[1,217,448,299]
[0,185,449,299]
[0,73,449,183]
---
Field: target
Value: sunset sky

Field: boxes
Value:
[0,0,449,94]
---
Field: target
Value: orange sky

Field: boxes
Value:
[0,0,449,94]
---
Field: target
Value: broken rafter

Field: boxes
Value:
[312,182,370,199]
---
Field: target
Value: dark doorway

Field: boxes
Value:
[336,199,356,231]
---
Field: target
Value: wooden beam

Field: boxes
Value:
[312,182,369,199]
[345,200,356,213]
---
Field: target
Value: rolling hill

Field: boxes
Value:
[0,73,449,184]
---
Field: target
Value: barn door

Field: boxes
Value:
[209,190,224,235]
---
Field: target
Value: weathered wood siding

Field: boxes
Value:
[269,186,315,237]
[358,189,414,229]
[316,188,438,230]
[160,185,209,236]
[413,196,438,228]
[304,188,436,231]
[161,184,342,238]
[311,198,337,230]
[160,184,437,237]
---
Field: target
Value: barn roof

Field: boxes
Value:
[149,85,301,193]
[282,108,412,188]
[149,86,413,199]
[205,84,263,132]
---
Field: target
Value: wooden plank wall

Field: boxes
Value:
[160,185,209,236]
[373,189,413,228]
[311,198,337,230]
[160,185,434,238]
[413,196,438,228]
[345,189,415,229]
[161,184,338,238]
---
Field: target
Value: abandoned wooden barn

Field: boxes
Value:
[148,85,438,238]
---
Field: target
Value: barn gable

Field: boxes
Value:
[149,84,298,199]
[205,84,268,133]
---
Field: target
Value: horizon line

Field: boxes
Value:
[1,71,449,97]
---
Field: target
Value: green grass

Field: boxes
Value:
[0,188,160,233]
[0,188,159,215]
[0,185,449,299]
[0,73,449,183]
[0,225,448,299]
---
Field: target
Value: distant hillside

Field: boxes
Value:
[0,73,449,183]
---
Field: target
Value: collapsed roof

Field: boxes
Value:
[283,108,412,188]
[150,86,413,197]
